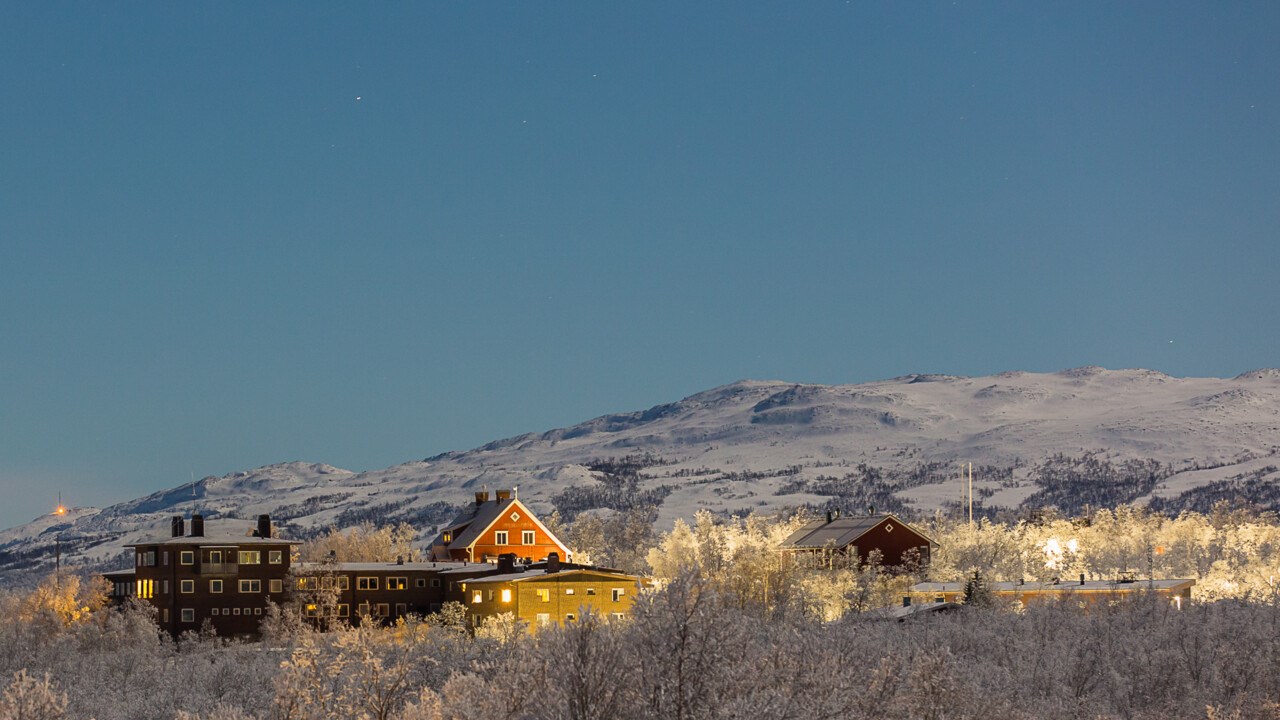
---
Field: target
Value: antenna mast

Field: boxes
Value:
[968,462,974,527]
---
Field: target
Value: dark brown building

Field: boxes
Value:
[780,512,936,568]
[124,514,295,637]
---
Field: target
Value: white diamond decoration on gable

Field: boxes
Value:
[885,524,893,532]
[511,512,520,521]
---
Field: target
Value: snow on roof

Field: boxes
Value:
[780,514,933,549]
[911,579,1196,593]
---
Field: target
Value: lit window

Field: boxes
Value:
[565,588,575,595]
[180,551,194,565]
[495,531,508,545]
[269,579,283,593]
[336,604,350,617]
[299,577,318,591]
[536,589,550,602]
[387,577,407,590]
[239,579,262,593]
[611,612,625,620]
[472,591,483,604]
[357,577,378,591]
[523,531,535,545]
[181,608,194,623]
[268,550,283,564]
[180,580,194,594]
[137,579,154,599]
[501,588,512,603]
[303,604,319,618]
[210,580,223,593]
[442,531,452,543]
[239,551,261,565]
[612,588,625,602]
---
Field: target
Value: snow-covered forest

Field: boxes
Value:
[7,505,1280,719]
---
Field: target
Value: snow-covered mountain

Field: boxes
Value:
[3,367,1279,585]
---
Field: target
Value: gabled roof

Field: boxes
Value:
[462,567,642,585]
[430,497,570,557]
[780,514,935,549]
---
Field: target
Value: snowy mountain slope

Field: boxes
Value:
[2,367,1278,585]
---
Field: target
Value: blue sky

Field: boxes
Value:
[2,2,1278,529]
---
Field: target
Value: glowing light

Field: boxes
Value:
[54,506,66,516]
[501,589,512,603]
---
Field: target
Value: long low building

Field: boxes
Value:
[106,502,645,637]
[908,577,1196,609]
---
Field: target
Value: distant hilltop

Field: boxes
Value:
[2,367,1278,586]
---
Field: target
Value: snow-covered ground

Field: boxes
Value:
[3,367,1278,585]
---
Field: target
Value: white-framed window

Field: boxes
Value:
[162,552,168,566]
[268,550,283,564]
[212,608,219,616]
[298,576,318,591]
[565,588,575,595]
[239,551,261,565]
[495,531,508,545]
[254,608,262,616]
[375,603,388,617]
[566,613,576,622]
[181,608,194,623]
[233,608,241,616]
[180,551,194,565]
[180,580,194,594]
[486,589,494,601]
[162,580,169,595]
[336,604,350,617]
[536,613,551,626]
[303,604,320,618]
[416,578,426,588]
[358,602,370,616]
[612,588,625,602]
[611,612,626,620]
[430,578,441,588]
[387,577,407,590]
[269,579,283,593]
[522,530,535,545]
[357,577,378,591]
[210,579,223,593]
[536,589,550,602]
[395,603,407,616]
[586,587,596,595]
[472,591,483,604]
[239,579,262,593]
[338,576,350,591]
[208,550,223,564]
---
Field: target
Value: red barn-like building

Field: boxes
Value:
[780,512,935,568]
[428,489,570,563]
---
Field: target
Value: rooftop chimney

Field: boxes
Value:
[546,551,561,574]
[397,555,405,566]
[496,489,511,502]
[475,491,490,506]
[825,510,833,523]
[171,516,185,538]
[1080,573,1086,586]
[257,514,271,540]
[191,513,204,537]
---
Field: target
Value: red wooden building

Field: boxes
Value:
[428,489,570,563]
[780,511,936,568]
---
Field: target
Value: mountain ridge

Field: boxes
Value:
[3,367,1279,585]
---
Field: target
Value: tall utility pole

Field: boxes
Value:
[968,462,974,527]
